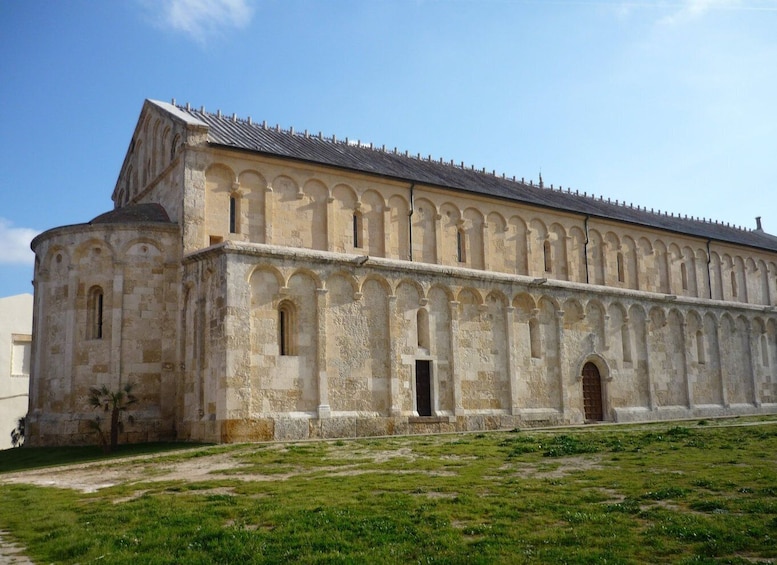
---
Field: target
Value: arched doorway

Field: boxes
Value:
[582,362,604,422]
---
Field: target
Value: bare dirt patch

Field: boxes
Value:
[500,454,604,479]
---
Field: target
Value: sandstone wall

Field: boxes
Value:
[176,243,777,443]
[28,222,181,446]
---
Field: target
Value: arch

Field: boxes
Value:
[512,292,536,318]
[395,277,426,303]
[485,289,509,308]
[247,264,284,291]
[681,246,698,296]
[326,270,360,296]
[238,169,267,244]
[333,183,359,253]
[585,299,606,352]
[487,211,508,273]
[427,282,455,304]
[562,298,584,325]
[568,226,586,283]
[456,286,484,307]
[604,232,620,285]
[388,194,410,260]
[42,245,71,277]
[548,223,568,280]
[358,273,392,296]
[508,215,529,275]
[122,239,164,262]
[412,197,437,264]
[757,259,771,305]
[588,229,606,285]
[463,207,485,269]
[361,189,385,256]
[621,235,638,289]
[205,164,236,244]
[440,202,462,266]
[529,218,549,276]
[710,251,724,300]
[160,126,171,170]
[608,302,630,364]
[73,239,116,264]
[287,267,323,290]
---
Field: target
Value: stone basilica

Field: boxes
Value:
[27,99,777,445]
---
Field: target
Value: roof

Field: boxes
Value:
[90,203,172,225]
[158,100,777,254]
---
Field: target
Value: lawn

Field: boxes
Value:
[1,417,776,564]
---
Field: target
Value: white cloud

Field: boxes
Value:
[0,219,39,265]
[149,0,254,43]
[659,0,742,25]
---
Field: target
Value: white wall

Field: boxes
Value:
[0,293,33,450]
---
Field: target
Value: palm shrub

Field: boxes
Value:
[87,382,138,453]
[10,415,25,447]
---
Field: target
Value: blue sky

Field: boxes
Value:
[1,0,776,298]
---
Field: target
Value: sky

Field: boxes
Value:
[1,0,776,298]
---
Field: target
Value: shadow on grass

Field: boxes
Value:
[0,442,206,474]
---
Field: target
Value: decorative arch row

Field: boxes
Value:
[116,112,183,206]
[243,263,777,416]
[205,163,777,307]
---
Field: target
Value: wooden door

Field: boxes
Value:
[415,360,432,416]
[582,362,604,422]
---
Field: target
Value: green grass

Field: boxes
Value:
[1,417,776,564]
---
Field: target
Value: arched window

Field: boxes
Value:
[353,212,363,249]
[731,271,738,298]
[696,330,706,364]
[543,240,552,273]
[616,252,625,283]
[457,228,466,263]
[417,308,430,350]
[229,194,240,234]
[87,286,104,340]
[529,318,541,359]
[681,263,688,291]
[278,300,296,356]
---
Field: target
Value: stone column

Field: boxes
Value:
[264,185,273,244]
[505,306,520,415]
[556,310,567,417]
[472,221,491,271]
[526,229,535,276]
[644,315,656,410]
[64,265,77,409]
[315,287,330,418]
[434,213,443,264]
[387,294,401,416]
[382,205,392,259]
[680,319,693,409]
[111,262,125,387]
[713,317,729,408]
[449,300,462,415]
[326,196,335,252]
[746,321,761,407]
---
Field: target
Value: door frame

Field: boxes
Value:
[576,355,612,423]
[414,359,434,417]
